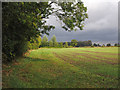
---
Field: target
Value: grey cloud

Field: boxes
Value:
[44,1,118,45]
[84,2,118,31]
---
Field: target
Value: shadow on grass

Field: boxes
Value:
[23,56,49,62]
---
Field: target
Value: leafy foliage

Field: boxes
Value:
[102,44,105,47]
[41,35,48,47]
[106,43,111,47]
[76,40,92,47]
[114,43,118,46]
[59,42,63,48]
[48,40,53,47]
[93,43,98,47]
[27,36,41,50]
[51,35,58,47]
[2,2,53,61]
[71,39,78,47]
[56,2,88,31]
[64,42,69,48]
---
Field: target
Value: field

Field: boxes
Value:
[3,47,119,88]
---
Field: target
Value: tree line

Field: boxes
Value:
[39,35,92,48]
[92,43,120,47]
[40,35,119,48]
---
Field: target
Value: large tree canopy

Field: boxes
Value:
[2,1,88,62]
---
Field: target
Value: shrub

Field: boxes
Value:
[102,44,105,47]
[91,45,94,47]
[106,43,111,47]
[68,46,73,48]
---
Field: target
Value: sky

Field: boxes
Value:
[43,0,119,45]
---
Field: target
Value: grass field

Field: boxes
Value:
[3,47,119,88]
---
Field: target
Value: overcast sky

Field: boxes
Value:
[44,0,119,45]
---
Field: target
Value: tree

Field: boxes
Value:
[27,36,41,49]
[102,44,105,47]
[48,40,53,47]
[76,40,92,47]
[87,40,92,46]
[41,35,48,47]
[64,42,68,48]
[97,44,101,47]
[93,43,98,47]
[114,43,118,46]
[106,43,111,47]
[54,42,58,47]
[71,39,78,47]
[59,42,63,48]
[56,1,88,31]
[2,2,53,61]
[51,35,58,47]
[36,36,42,48]
[2,2,88,62]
